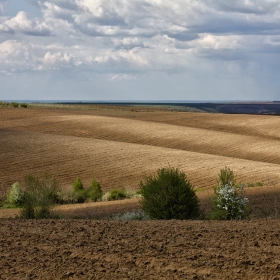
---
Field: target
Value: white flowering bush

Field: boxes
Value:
[211,183,249,220]
[6,182,24,206]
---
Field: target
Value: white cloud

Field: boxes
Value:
[0,11,52,35]
[0,0,7,15]
[0,0,280,102]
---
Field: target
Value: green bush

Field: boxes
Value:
[20,103,28,108]
[1,102,9,107]
[87,179,103,202]
[20,174,59,219]
[140,167,200,220]
[72,177,83,191]
[72,177,87,203]
[210,183,249,220]
[11,102,19,108]
[218,166,236,186]
[6,182,24,206]
[210,167,249,220]
[108,188,127,201]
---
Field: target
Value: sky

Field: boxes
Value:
[0,0,280,101]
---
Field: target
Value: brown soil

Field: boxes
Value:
[1,106,280,213]
[1,219,280,279]
[1,106,280,279]
[1,106,280,192]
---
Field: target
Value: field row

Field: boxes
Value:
[1,108,280,195]
[1,129,280,194]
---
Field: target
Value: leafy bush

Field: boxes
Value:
[1,101,9,107]
[108,188,127,201]
[87,179,103,202]
[210,167,249,220]
[210,183,249,220]
[11,102,19,108]
[72,177,84,192]
[20,174,59,219]
[72,177,87,203]
[20,103,28,108]
[140,167,200,220]
[218,166,236,186]
[6,182,24,206]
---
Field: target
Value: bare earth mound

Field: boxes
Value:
[1,219,280,280]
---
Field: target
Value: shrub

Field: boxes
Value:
[72,177,83,192]
[20,174,59,219]
[1,102,9,107]
[140,167,200,220]
[87,179,103,202]
[20,103,28,108]
[6,182,24,206]
[218,166,236,186]
[108,188,127,201]
[72,177,87,203]
[210,183,249,220]
[11,102,19,108]
[210,167,249,220]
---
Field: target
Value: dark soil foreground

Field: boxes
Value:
[1,220,280,280]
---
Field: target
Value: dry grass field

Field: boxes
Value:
[1,105,280,279]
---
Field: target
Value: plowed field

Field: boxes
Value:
[1,106,280,214]
[1,219,280,279]
[1,107,280,191]
[1,106,280,279]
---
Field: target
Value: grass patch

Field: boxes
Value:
[194,188,206,192]
[247,182,264,188]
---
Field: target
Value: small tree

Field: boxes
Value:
[87,179,103,202]
[20,174,59,219]
[140,167,200,220]
[72,177,84,192]
[6,182,24,206]
[218,166,236,186]
[210,167,249,220]
[72,177,87,203]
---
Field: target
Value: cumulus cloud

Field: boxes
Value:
[0,0,280,76]
[0,11,52,36]
[210,0,280,15]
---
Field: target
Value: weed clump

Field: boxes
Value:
[140,167,200,220]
